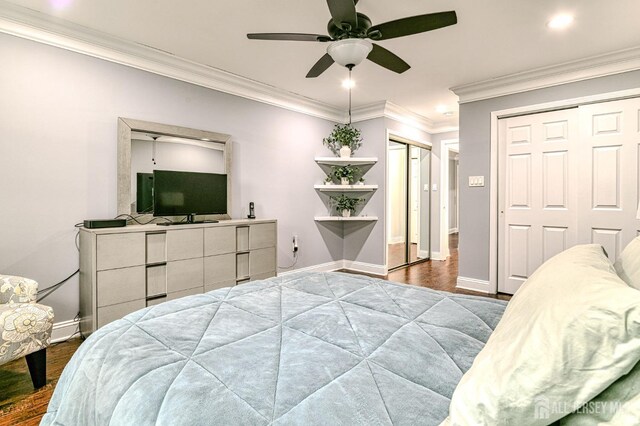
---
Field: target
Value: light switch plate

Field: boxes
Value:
[432,184,438,191]
[424,184,429,191]
[469,176,485,187]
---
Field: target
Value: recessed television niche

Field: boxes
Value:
[117,118,232,222]
[136,170,227,223]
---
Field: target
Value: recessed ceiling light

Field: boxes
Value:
[547,14,574,30]
[342,79,355,89]
[436,104,455,116]
[50,0,73,9]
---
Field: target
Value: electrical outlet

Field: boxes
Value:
[292,235,298,253]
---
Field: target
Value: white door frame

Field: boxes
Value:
[385,129,432,270]
[488,88,640,294]
[439,139,459,261]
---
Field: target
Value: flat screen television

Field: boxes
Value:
[136,173,154,214]
[152,170,227,220]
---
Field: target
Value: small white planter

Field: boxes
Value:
[339,146,351,158]
[341,209,351,218]
[357,181,365,186]
[341,177,350,185]
[325,180,333,185]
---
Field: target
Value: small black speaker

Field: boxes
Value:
[84,219,127,229]
[248,202,256,219]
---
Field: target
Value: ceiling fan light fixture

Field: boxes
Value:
[327,39,373,67]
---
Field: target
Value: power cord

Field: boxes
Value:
[114,213,173,225]
[278,242,299,270]
[36,269,79,303]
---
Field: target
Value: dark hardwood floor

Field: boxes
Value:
[0,338,81,425]
[356,233,510,301]
[0,232,508,424]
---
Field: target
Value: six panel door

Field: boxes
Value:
[498,108,579,294]
[498,97,640,293]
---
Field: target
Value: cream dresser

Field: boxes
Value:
[79,219,277,337]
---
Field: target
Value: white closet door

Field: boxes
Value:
[577,97,640,261]
[498,109,579,294]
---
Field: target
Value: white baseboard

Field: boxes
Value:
[456,276,492,294]
[418,250,430,259]
[278,260,387,277]
[342,260,387,276]
[431,251,449,261]
[278,260,342,276]
[51,318,80,343]
[449,228,458,234]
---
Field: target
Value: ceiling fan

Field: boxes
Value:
[247,0,457,78]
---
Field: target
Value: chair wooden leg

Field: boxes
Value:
[25,348,47,389]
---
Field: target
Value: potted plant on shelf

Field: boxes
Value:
[332,165,357,185]
[357,177,365,186]
[324,176,334,185]
[323,124,362,158]
[330,194,362,218]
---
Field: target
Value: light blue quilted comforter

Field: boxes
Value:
[42,272,507,425]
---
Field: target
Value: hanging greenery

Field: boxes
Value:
[323,124,362,156]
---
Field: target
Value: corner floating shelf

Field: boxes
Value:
[314,156,379,230]
[314,157,378,166]
[314,216,378,222]
[314,184,378,192]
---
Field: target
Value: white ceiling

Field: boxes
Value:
[5,0,640,125]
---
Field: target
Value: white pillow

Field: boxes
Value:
[614,236,640,290]
[445,244,640,426]
[560,360,640,425]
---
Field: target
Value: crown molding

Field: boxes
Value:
[350,101,458,134]
[0,1,344,122]
[451,46,640,104]
[0,2,456,134]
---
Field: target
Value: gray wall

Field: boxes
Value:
[342,118,386,265]
[458,69,640,282]
[0,33,341,323]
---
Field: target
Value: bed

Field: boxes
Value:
[41,272,507,425]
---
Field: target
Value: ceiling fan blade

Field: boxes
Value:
[247,33,332,42]
[326,0,358,30]
[368,11,457,40]
[367,43,410,74]
[306,53,335,78]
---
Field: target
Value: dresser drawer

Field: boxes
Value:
[249,223,276,250]
[205,280,236,293]
[250,247,276,276]
[204,253,236,285]
[204,226,236,256]
[167,258,204,293]
[97,266,145,307]
[97,299,145,328]
[167,229,203,261]
[96,233,145,271]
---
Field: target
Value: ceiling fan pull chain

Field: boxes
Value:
[348,67,352,125]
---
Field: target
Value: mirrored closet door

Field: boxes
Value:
[387,139,431,270]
